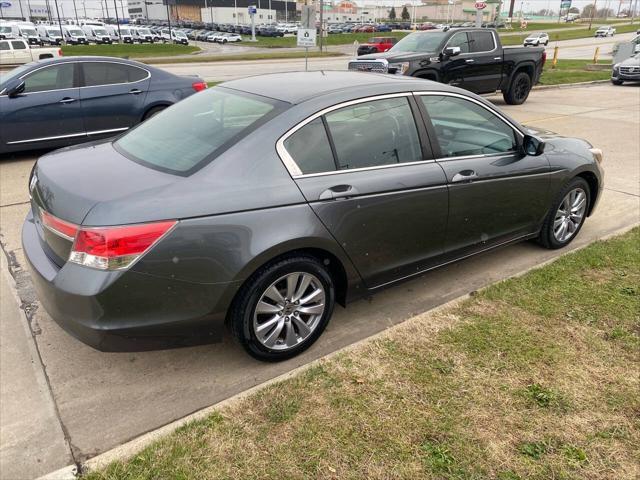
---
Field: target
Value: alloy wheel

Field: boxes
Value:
[514,76,530,102]
[553,187,587,242]
[253,272,326,351]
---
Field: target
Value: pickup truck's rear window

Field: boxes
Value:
[115,87,286,175]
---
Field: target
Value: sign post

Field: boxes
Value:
[475,1,486,27]
[299,4,317,71]
[248,5,257,42]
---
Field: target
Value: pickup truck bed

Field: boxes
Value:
[348,28,546,105]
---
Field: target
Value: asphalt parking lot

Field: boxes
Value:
[0,82,638,476]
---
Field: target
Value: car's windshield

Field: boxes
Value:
[0,26,11,33]
[138,28,151,35]
[174,31,187,38]
[68,28,83,36]
[47,27,62,35]
[115,87,285,174]
[390,31,447,53]
[21,27,37,36]
[93,27,107,35]
[120,28,130,35]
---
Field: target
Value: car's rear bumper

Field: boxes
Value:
[22,211,238,352]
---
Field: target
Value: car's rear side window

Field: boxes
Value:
[284,118,336,175]
[82,62,147,86]
[469,31,495,52]
[115,87,285,175]
[0,41,9,51]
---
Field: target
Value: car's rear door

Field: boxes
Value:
[10,40,32,64]
[279,93,449,288]
[463,30,503,93]
[79,60,151,136]
[415,92,551,256]
[0,62,85,148]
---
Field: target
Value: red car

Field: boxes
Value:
[357,36,398,56]
[354,24,376,33]
[417,23,437,30]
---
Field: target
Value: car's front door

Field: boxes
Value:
[79,61,151,136]
[440,31,470,88]
[0,62,85,149]
[280,94,449,288]
[463,30,503,93]
[416,92,551,256]
[10,40,31,64]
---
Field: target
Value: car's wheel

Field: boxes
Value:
[544,40,549,45]
[503,71,532,105]
[538,177,590,249]
[611,78,624,85]
[143,106,167,121]
[229,255,336,361]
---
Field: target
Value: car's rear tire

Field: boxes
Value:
[538,177,590,250]
[229,255,336,362]
[143,106,166,121]
[503,71,532,105]
[611,78,624,85]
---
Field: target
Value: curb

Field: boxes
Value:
[69,221,639,477]
[533,79,611,90]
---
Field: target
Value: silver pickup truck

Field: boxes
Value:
[0,39,62,66]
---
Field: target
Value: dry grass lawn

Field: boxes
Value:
[84,228,639,480]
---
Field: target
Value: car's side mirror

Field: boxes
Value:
[522,134,545,156]
[4,80,25,98]
[443,46,461,57]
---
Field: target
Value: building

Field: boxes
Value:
[129,0,296,22]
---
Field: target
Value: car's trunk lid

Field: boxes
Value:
[30,139,179,266]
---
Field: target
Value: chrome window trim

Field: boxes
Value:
[444,30,498,55]
[276,92,418,178]
[0,60,151,97]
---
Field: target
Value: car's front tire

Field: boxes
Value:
[229,255,336,362]
[611,78,624,85]
[538,177,590,249]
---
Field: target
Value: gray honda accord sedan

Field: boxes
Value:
[23,71,604,361]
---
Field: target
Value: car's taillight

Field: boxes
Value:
[58,48,63,57]
[69,220,177,270]
[192,81,207,92]
[41,210,78,240]
[541,50,547,67]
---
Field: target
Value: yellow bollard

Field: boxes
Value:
[593,46,600,64]
[552,45,559,69]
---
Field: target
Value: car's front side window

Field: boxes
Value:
[447,32,470,53]
[419,95,517,158]
[11,40,27,50]
[22,64,75,93]
[325,96,423,170]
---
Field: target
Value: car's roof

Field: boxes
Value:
[220,71,457,104]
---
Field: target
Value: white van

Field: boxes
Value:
[10,22,41,46]
[37,25,64,45]
[62,25,89,44]
[105,25,134,43]
[82,24,112,44]
[0,22,17,40]
[131,26,154,43]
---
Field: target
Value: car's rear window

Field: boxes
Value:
[115,87,285,175]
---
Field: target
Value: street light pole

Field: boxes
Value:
[53,0,64,41]
[113,0,121,37]
[72,0,79,24]
[588,0,598,29]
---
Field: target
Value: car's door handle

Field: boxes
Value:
[129,89,143,95]
[59,97,77,104]
[465,58,475,63]
[319,184,359,201]
[451,170,477,183]
[493,56,502,60]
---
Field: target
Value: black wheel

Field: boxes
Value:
[503,71,532,105]
[611,78,624,85]
[143,106,166,121]
[544,40,549,45]
[229,255,336,361]
[538,177,590,249]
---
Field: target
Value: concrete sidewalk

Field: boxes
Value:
[0,262,73,480]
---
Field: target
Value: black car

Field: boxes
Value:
[0,57,206,153]
[23,71,603,361]
[259,26,284,37]
[349,28,546,104]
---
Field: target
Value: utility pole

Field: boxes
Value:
[113,0,121,37]
[53,0,64,41]
[72,0,79,24]
[166,0,171,33]
[588,0,598,28]
[18,0,25,20]
[319,0,323,52]
[105,0,110,22]
[83,0,87,19]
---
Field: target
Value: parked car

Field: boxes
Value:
[595,26,615,37]
[131,27,155,43]
[162,28,189,44]
[82,25,112,44]
[376,24,392,32]
[9,22,42,45]
[62,26,89,44]
[21,71,604,360]
[0,56,206,153]
[523,32,549,46]
[357,36,397,55]
[0,22,16,40]
[36,25,64,45]
[327,25,343,34]
[0,39,61,65]
[349,28,546,104]
[354,24,376,33]
[104,25,122,43]
[611,52,640,85]
[258,26,284,37]
[208,32,242,43]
